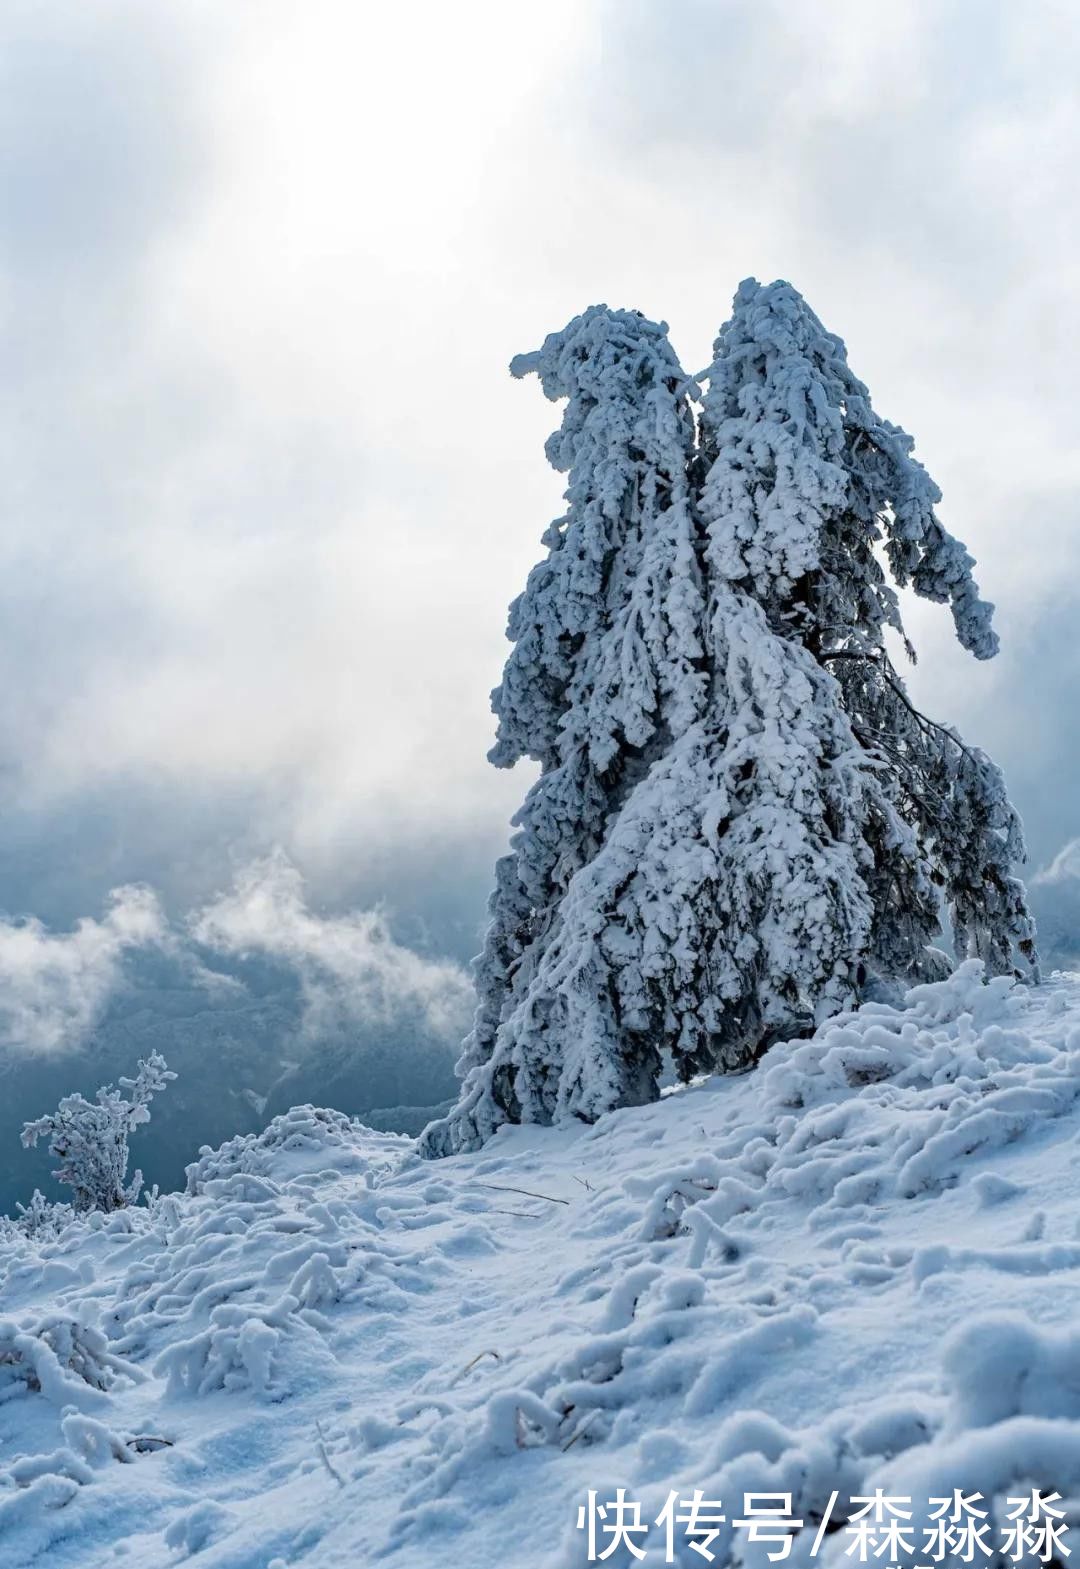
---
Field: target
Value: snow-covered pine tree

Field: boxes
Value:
[420,283,1036,1159]
[698,278,1037,991]
[421,306,710,1155]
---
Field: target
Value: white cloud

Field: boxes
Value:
[0,850,475,1059]
[0,0,1077,893]
[189,852,473,1042]
[0,0,578,858]
[1034,839,1080,886]
[0,886,165,1053]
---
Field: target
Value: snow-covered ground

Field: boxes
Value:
[4,961,1080,1567]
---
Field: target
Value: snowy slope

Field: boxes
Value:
[4,962,1080,1567]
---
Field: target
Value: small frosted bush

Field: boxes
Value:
[21,1053,176,1213]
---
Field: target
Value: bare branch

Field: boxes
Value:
[476,1182,570,1205]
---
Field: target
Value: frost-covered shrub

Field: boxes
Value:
[153,1288,338,1402]
[185,1103,385,1193]
[20,1053,176,1213]
[0,1314,142,1408]
[0,1189,75,1243]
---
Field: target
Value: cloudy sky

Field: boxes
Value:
[2,0,1078,951]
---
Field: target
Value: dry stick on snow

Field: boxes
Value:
[476,1182,570,1205]
[460,1350,502,1377]
[488,1207,544,1219]
[315,1419,346,1488]
[563,1411,603,1452]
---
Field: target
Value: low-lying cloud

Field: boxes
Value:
[0,854,473,1059]
[0,884,165,1053]
[1027,838,1080,974]
[1033,839,1080,887]
[190,852,474,1043]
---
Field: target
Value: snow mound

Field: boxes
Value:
[3,969,1080,1566]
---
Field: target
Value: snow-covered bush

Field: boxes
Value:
[20,1053,176,1213]
[184,1103,384,1193]
[0,1314,142,1408]
[0,1189,75,1243]
[421,282,1037,1156]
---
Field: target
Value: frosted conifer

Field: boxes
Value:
[421,283,1036,1158]
[422,307,708,1154]
[698,279,1036,990]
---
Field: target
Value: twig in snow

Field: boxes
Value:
[571,1174,595,1193]
[562,1411,602,1451]
[477,1182,570,1205]
[488,1207,544,1218]
[315,1419,346,1488]
[461,1349,502,1376]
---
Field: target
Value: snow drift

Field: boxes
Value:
[1,964,1080,1566]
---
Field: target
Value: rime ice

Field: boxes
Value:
[422,283,1035,1157]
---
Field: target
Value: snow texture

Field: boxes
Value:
[3,968,1080,1565]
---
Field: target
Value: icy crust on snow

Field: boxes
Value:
[4,970,1080,1565]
